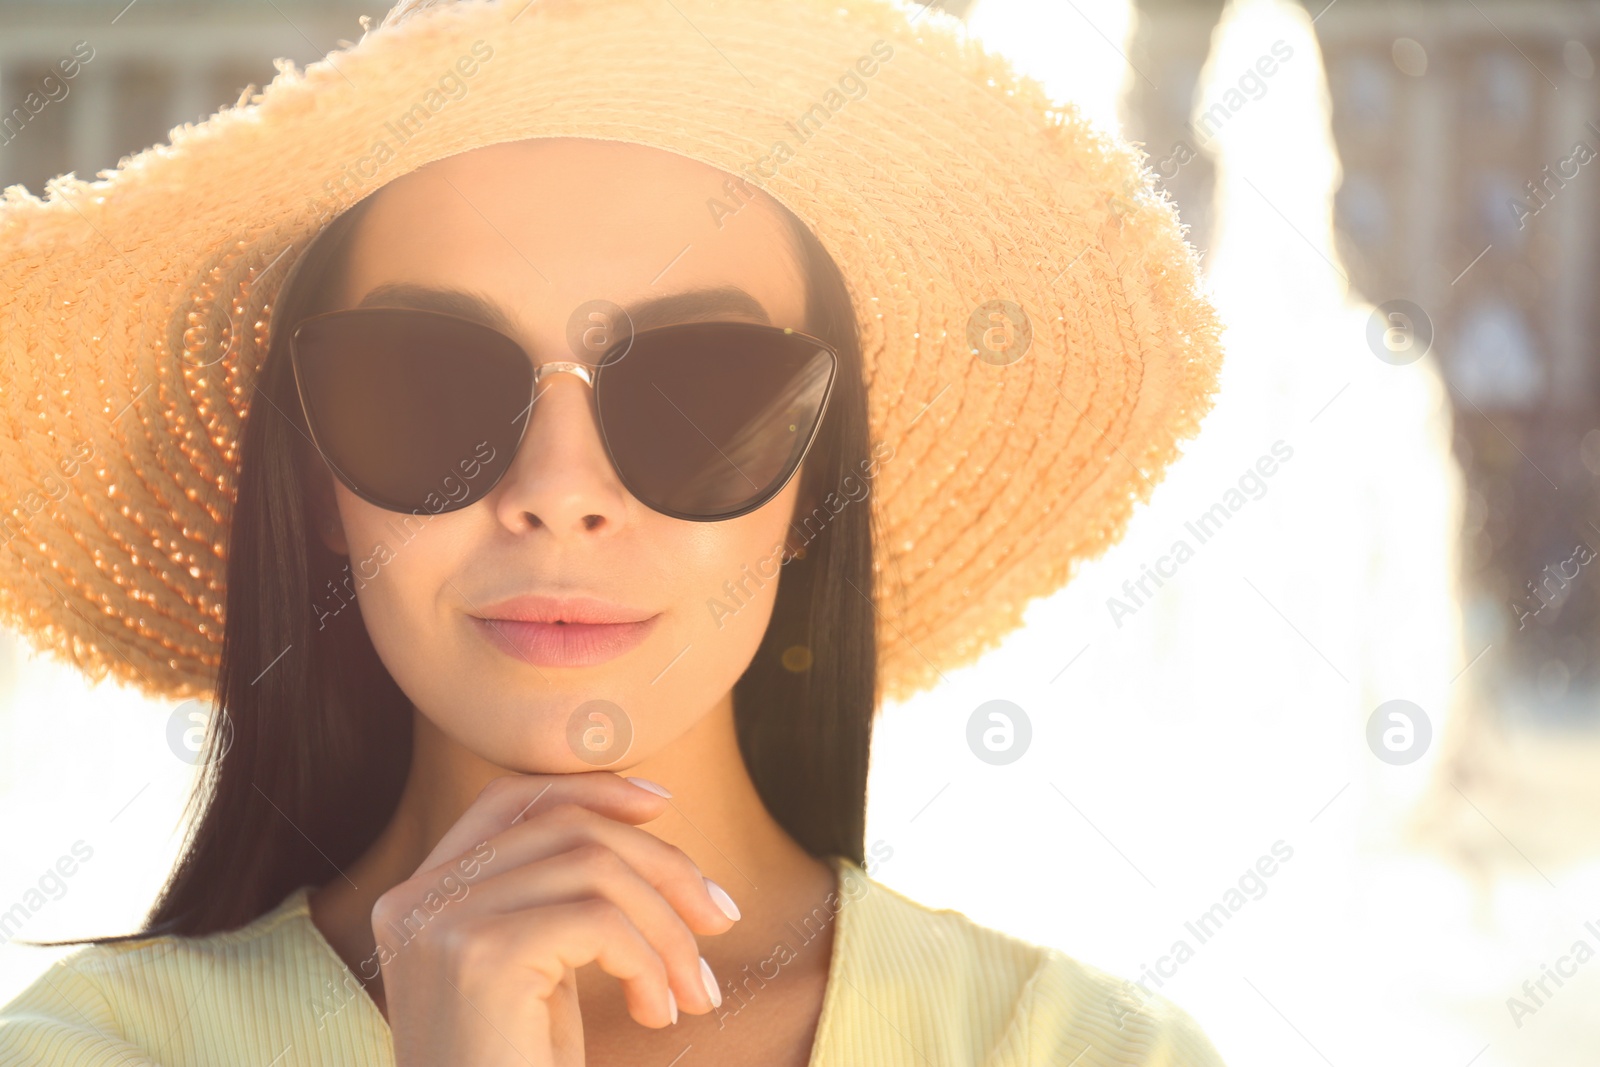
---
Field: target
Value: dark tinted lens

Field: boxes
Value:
[595,322,836,520]
[291,308,532,513]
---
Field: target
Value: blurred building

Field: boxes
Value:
[4,2,1599,1062]
[1317,1,1600,727]
[1125,0,1227,252]
[0,0,377,708]
[0,0,381,197]
[1128,0,1600,726]
[5,0,1598,727]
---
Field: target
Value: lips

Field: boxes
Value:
[469,594,660,667]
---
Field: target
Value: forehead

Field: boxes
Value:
[335,137,809,340]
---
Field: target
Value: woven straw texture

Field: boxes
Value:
[0,0,1223,708]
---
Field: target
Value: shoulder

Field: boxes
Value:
[827,858,1227,1066]
[1,883,314,998]
[0,886,387,1066]
[1009,948,1229,1066]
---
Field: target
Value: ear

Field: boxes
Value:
[305,459,349,557]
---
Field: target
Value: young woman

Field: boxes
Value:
[0,0,1228,1064]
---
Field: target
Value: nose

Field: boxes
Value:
[488,360,631,535]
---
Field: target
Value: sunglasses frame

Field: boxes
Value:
[288,306,841,523]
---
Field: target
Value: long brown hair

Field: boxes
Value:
[24,166,878,945]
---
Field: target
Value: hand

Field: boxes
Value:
[372,771,740,1067]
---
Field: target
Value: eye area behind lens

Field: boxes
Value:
[290,310,839,522]
[591,321,837,521]
[290,307,533,514]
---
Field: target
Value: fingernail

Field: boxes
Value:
[704,877,741,921]
[625,776,672,798]
[667,988,678,1025]
[699,955,722,1008]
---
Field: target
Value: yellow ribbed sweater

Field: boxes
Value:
[0,855,1227,1065]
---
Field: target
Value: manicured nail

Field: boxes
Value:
[704,877,741,921]
[667,988,678,1025]
[699,955,722,1008]
[625,776,672,798]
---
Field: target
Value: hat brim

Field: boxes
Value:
[0,0,1222,706]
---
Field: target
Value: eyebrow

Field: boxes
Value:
[353,281,774,339]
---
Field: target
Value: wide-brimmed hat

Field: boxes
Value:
[0,0,1222,707]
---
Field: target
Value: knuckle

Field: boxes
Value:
[370,884,411,930]
[477,774,517,804]
[545,800,592,825]
[437,917,493,972]
[661,915,700,960]
[657,842,704,892]
[568,841,624,878]
[576,896,625,934]
[373,889,448,951]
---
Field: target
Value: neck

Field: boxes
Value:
[309,691,839,1017]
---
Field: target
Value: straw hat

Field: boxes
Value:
[0,0,1222,708]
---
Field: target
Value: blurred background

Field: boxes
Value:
[3,0,1598,1064]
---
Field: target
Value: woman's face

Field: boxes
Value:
[313,137,812,772]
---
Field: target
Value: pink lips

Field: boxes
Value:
[469,594,660,668]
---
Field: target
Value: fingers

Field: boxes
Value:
[474,899,679,1029]
[464,841,727,1015]
[473,802,740,937]
[413,771,670,878]
[376,770,740,1030]
[409,773,738,940]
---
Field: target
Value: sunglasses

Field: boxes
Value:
[288,307,839,522]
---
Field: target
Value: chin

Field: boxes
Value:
[449,688,656,774]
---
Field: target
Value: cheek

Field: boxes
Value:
[674,483,801,660]
[321,474,802,770]
[332,489,453,669]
